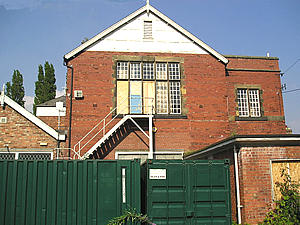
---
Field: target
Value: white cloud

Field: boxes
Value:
[56,89,65,97]
[24,95,34,112]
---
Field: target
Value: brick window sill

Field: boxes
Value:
[235,116,268,121]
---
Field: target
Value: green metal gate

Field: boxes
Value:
[142,160,232,224]
[0,160,140,225]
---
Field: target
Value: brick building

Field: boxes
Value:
[61,3,299,224]
[63,3,286,160]
[186,135,300,224]
[0,91,66,160]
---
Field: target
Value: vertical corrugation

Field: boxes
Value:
[56,161,63,225]
[92,161,97,225]
[61,161,68,225]
[0,160,141,225]
[35,162,43,225]
[41,161,48,225]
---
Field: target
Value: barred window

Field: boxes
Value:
[237,89,261,117]
[169,63,180,80]
[117,62,128,79]
[143,63,154,79]
[170,82,181,114]
[156,82,168,114]
[156,63,167,80]
[130,62,141,79]
[116,61,182,115]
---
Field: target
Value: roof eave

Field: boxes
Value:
[3,95,66,141]
[185,134,300,159]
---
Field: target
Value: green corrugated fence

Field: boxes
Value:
[0,160,140,225]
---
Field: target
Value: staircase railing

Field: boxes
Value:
[72,96,155,159]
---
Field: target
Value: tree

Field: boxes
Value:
[259,169,300,225]
[33,62,56,114]
[5,70,25,106]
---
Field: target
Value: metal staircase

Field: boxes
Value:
[71,97,154,160]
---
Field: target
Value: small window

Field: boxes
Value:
[143,63,154,79]
[156,63,167,80]
[144,21,152,39]
[117,62,128,79]
[169,63,180,80]
[156,82,168,114]
[170,82,181,114]
[237,89,261,117]
[130,63,141,79]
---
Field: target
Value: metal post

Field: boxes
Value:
[234,145,242,224]
[148,115,153,159]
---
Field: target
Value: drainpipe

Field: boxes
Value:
[63,62,74,158]
[234,145,242,224]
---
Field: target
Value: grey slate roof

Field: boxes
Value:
[37,95,66,107]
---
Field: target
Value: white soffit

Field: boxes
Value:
[2,95,65,141]
[64,4,228,64]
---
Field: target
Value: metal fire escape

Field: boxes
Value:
[71,97,154,160]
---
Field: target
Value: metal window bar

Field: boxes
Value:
[237,89,249,117]
[249,89,261,117]
[169,82,181,114]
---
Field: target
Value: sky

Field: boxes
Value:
[0,0,299,133]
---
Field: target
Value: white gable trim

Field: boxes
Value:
[64,4,228,64]
[0,94,65,141]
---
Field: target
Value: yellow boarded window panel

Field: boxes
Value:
[117,81,128,114]
[271,161,300,200]
[143,82,155,114]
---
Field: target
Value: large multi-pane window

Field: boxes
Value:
[116,61,181,115]
[237,89,261,117]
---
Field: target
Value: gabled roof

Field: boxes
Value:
[0,93,65,141]
[37,95,66,107]
[64,3,228,64]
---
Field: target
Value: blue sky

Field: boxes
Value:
[0,0,299,133]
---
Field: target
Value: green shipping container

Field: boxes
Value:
[0,160,140,225]
[141,160,232,225]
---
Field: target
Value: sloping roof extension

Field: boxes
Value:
[37,95,66,107]
[0,93,65,141]
[185,134,300,159]
[64,3,228,64]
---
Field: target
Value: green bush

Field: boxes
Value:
[107,208,155,225]
[259,169,300,225]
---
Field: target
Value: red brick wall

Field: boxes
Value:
[38,116,68,132]
[210,145,300,224]
[65,52,286,158]
[0,105,58,149]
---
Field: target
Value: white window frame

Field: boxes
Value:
[117,62,129,79]
[237,88,261,117]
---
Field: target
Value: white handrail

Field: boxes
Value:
[72,96,155,159]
